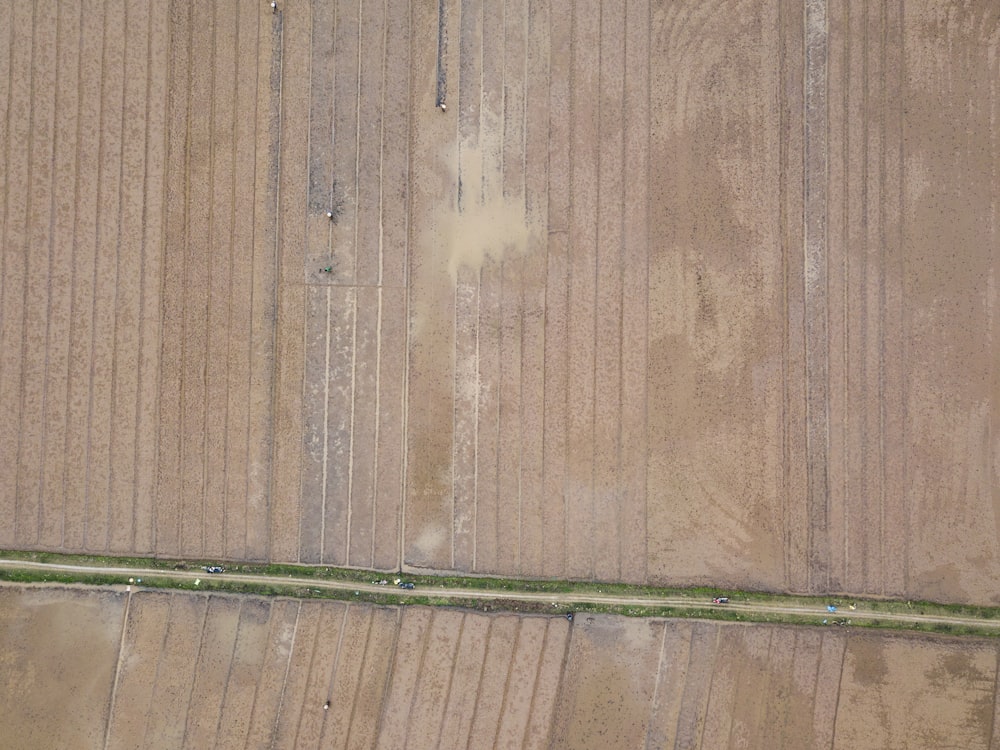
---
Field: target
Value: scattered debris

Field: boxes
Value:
[827,605,837,613]
[194,579,201,586]
[566,613,574,621]
[324,700,330,711]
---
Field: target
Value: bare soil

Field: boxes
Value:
[0,586,125,749]
[2,584,1000,749]
[0,0,998,607]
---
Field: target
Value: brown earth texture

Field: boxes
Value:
[3,1,999,747]
[0,0,998,600]
[2,584,1000,749]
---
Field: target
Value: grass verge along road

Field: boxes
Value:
[1,551,998,638]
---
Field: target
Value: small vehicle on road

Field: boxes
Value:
[204,566,224,574]
[398,582,415,590]
[712,597,729,604]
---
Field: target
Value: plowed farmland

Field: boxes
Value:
[2,584,1000,749]
[1,0,998,604]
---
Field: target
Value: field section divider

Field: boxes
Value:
[2,557,1000,637]
[101,586,133,750]
[803,0,831,593]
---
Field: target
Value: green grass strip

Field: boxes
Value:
[2,549,1000,638]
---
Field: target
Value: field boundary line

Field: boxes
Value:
[320,285,331,561]
[988,643,1000,748]
[0,3,15,431]
[264,0,285,563]
[340,605,378,748]
[201,0,220,559]
[827,632,847,749]
[311,601,350,746]
[131,0,154,553]
[138,592,175,748]
[101,586,133,750]
[210,599,244,747]
[59,0,87,550]
[542,608,574,749]
[239,599,276,750]
[13,1,39,546]
[290,601,327,748]
[643,621,670,750]
[371,606,404,744]
[432,611,466,747]
[36,1,65,548]
[493,616,524,745]
[519,615,551,749]
[401,608,435,745]
[463,613,493,748]
[178,594,213,749]
[267,600,302,749]
[221,0,241,560]
[82,0,111,553]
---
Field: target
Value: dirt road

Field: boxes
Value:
[2,558,997,634]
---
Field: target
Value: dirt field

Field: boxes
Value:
[0,586,126,748]
[2,584,1000,749]
[1,0,998,603]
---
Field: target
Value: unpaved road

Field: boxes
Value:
[2,558,997,633]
